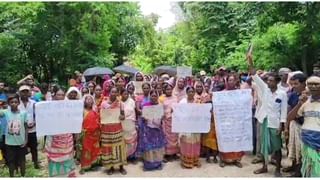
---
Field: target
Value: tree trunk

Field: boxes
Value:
[301,46,307,75]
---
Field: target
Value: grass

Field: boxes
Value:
[0,152,48,177]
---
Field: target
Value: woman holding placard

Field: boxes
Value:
[160,79,179,162]
[179,86,202,168]
[218,74,244,168]
[45,88,76,177]
[79,95,101,174]
[135,82,152,158]
[100,87,127,175]
[138,89,166,171]
[194,81,219,164]
[121,89,138,164]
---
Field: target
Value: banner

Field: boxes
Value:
[172,103,211,133]
[177,66,192,77]
[142,104,164,128]
[35,100,84,136]
[213,89,253,152]
[100,108,121,124]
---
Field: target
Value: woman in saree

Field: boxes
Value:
[102,79,114,98]
[138,89,166,171]
[45,88,76,177]
[161,80,179,162]
[65,87,82,164]
[135,82,152,158]
[173,77,187,102]
[100,87,127,175]
[121,89,138,164]
[79,95,101,174]
[94,85,104,112]
[126,82,136,100]
[179,86,202,168]
[80,86,90,97]
[156,82,163,98]
[134,72,145,105]
[115,76,126,95]
[219,74,244,168]
[194,81,219,164]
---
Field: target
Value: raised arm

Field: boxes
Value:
[287,93,308,122]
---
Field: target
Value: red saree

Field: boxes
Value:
[80,110,101,170]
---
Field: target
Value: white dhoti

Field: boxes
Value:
[288,120,302,163]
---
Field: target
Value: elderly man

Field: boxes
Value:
[287,76,320,177]
[278,68,292,93]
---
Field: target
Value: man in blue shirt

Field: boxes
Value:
[283,73,306,177]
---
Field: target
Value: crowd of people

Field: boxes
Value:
[0,55,319,177]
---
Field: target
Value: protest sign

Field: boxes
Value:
[142,104,164,128]
[35,100,84,136]
[213,89,253,152]
[172,103,211,133]
[100,108,121,124]
[177,66,192,77]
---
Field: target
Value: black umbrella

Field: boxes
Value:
[154,65,177,76]
[113,64,139,76]
[83,67,114,77]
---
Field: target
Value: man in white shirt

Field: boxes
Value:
[278,67,291,93]
[247,55,288,177]
[18,85,39,169]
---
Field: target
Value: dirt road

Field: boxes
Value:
[76,154,292,177]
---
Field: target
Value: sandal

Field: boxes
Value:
[282,166,295,173]
[254,168,268,174]
[235,161,243,168]
[213,157,218,164]
[206,158,213,164]
[119,167,127,175]
[251,158,263,164]
[79,169,85,175]
[107,168,114,175]
[219,161,225,168]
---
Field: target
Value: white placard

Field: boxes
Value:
[142,105,164,128]
[35,100,84,136]
[172,103,211,133]
[177,66,192,77]
[213,89,253,152]
[100,108,120,124]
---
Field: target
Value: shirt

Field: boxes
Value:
[252,74,288,128]
[0,110,28,146]
[277,83,290,93]
[0,92,7,102]
[298,100,320,132]
[287,91,300,112]
[18,99,36,133]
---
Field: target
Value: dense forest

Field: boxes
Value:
[1,2,320,86]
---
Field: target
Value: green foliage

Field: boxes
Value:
[0,2,147,85]
[130,2,320,75]
[2,2,320,87]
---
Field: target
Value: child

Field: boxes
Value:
[0,94,28,177]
